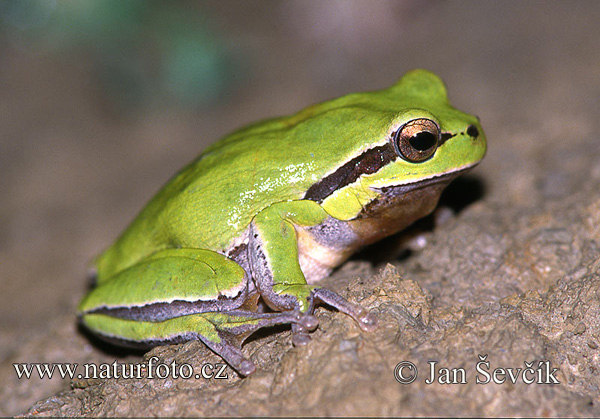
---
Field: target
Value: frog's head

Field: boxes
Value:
[305,69,486,224]
[368,69,486,188]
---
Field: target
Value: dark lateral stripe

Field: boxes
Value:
[304,143,397,203]
[87,293,247,322]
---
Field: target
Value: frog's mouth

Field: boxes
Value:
[373,164,477,197]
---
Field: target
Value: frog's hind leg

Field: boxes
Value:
[81,309,317,376]
[79,247,320,376]
[79,248,256,324]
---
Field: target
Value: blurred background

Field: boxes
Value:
[1,0,598,369]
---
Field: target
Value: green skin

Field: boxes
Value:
[78,70,486,376]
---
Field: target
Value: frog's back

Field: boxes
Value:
[97,115,366,280]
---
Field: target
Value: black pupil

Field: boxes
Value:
[409,131,437,152]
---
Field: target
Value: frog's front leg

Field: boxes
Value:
[248,200,376,345]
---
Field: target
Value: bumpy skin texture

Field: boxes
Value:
[78,70,486,375]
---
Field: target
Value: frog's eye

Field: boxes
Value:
[393,118,440,163]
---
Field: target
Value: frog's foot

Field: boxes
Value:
[311,287,377,332]
[289,287,376,346]
[201,330,257,376]
[202,310,318,376]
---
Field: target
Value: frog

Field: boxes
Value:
[78,69,486,376]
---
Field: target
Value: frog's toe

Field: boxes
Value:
[298,313,319,331]
[356,310,378,332]
[292,330,311,346]
[238,359,256,376]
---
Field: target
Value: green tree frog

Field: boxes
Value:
[79,70,486,376]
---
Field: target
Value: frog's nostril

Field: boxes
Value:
[467,125,479,138]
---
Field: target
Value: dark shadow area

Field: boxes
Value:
[437,175,486,213]
[242,323,291,346]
